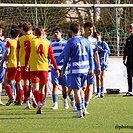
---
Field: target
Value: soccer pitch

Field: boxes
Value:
[0,95,132,133]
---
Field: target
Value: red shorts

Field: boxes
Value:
[5,67,17,81]
[20,66,30,80]
[15,70,21,82]
[30,71,48,84]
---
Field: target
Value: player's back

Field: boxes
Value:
[29,38,50,71]
[7,39,18,68]
[18,34,35,66]
[67,35,91,74]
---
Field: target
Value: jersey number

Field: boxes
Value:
[77,43,87,56]
[36,44,44,56]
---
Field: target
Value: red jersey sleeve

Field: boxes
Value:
[48,45,58,71]
[6,41,11,48]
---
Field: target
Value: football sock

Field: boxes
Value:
[40,93,45,104]
[10,83,15,97]
[24,85,29,101]
[5,85,13,99]
[70,97,74,101]
[101,87,104,93]
[75,103,82,111]
[63,94,68,99]
[33,90,40,104]
[85,101,89,109]
[52,94,58,103]
[17,89,23,103]
[97,88,101,94]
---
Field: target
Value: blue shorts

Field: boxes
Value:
[86,75,95,84]
[51,68,67,86]
[0,67,6,82]
[67,73,87,90]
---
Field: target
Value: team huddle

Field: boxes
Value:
[0,21,110,118]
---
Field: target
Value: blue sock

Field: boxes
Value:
[101,87,104,93]
[70,97,74,101]
[75,103,82,111]
[10,83,15,96]
[52,94,58,103]
[97,88,101,94]
[85,101,89,109]
[63,94,68,99]
[0,92,2,97]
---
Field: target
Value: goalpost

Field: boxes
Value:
[0,3,132,56]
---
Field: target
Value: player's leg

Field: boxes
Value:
[36,71,48,114]
[100,70,106,98]
[21,67,30,109]
[51,68,59,109]
[5,68,17,106]
[84,76,95,115]
[14,70,23,105]
[68,88,77,111]
[62,85,69,109]
[0,67,6,105]
[0,82,4,105]
[94,71,101,98]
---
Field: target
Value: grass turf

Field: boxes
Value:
[0,94,132,133]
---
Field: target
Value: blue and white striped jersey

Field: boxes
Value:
[51,38,67,67]
[0,39,6,68]
[62,35,94,75]
[97,40,110,67]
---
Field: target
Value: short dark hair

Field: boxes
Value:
[84,22,94,28]
[11,28,19,38]
[22,22,32,32]
[34,27,45,36]
[70,22,80,34]
[52,27,62,33]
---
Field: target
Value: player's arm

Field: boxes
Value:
[61,43,70,73]
[101,42,111,55]
[48,45,59,77]
[94,51,101,75]
[87,41,94,78]
[0,41,11,69]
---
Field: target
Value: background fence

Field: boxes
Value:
[0,0,133,56]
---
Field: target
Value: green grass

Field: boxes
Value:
[0,94,133,133]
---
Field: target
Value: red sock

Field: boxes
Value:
[17,89,23,103]
[33,90,40,104]
[40,93,45,104]
[24,85,30,101]
[5,85,13,99]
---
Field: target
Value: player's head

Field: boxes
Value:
[34,27,45,38]
[80,23,85,35]
[129,23,133,35]
[69,22,80,36]
[94,30,102,41]
[22,22,32,33]
[11,28,20,38]
[84,22,94,37]
[52,27,62,40]
[0,25,3,37]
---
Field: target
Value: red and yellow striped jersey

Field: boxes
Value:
[28,38,58,71]
[6,39,18,68]
[17,34,35,66]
